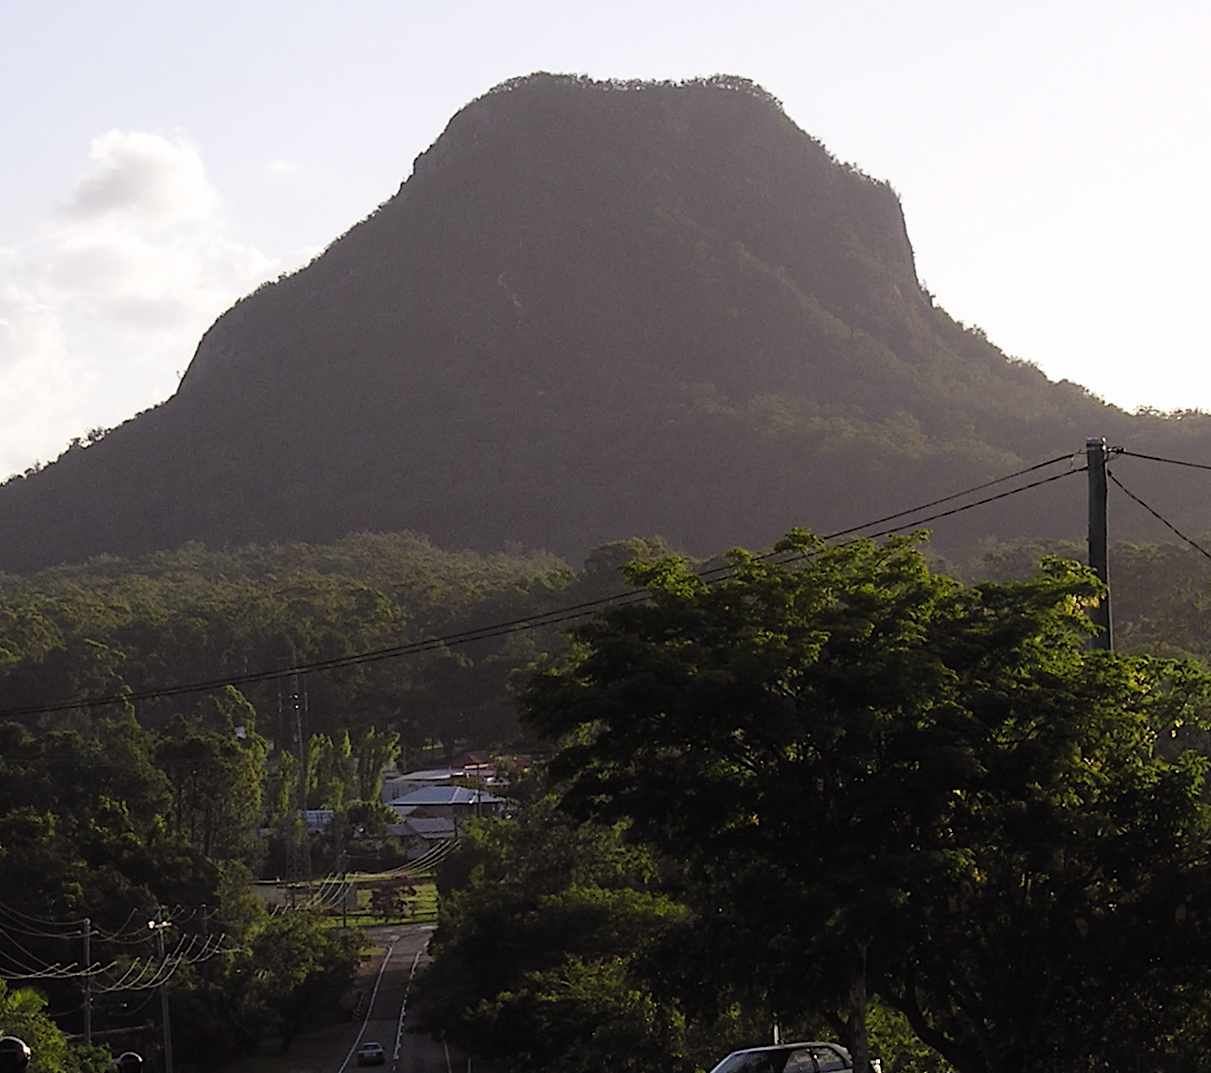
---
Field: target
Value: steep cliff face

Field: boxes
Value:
[2,74,1208,571]
[182,74,925,404]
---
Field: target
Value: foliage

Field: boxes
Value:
[969,535,1211,664]
[0,704,360,1063]
[865,1001,956,1073]
[0,981,110,1073]
[238,913,363,1051]
[413,798,702,1072]
[0,532,571,752]
[525,531,1211,1073]
[155,706,267,862]
[353,726,399,803]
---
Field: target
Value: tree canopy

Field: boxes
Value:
[525,531,1211,1073]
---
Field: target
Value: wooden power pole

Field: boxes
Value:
[1086,437,1113,651]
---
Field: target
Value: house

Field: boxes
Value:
[385,813,457,849]
[402,816,457,842]
[380,767,457,804]
[385,785,507,822]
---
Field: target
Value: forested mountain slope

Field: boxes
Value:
[0,531,573,747]
[3,73,1209,571]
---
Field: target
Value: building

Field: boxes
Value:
[380,767,457,804]
[386,785,507,823]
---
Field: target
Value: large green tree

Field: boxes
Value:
[155,691,268,863]
[525,531,1211,1073]
[242,913,363,1052]
[413,799,699,1072]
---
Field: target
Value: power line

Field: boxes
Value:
[0,455,1084,719]
[0,461,1084,717]
[0,922,124,981]
[0,902,88,929]
[91,935,236,994]
[796,450,1078,543]
[1115,449,1211,473]
[762,467,1085,567]
[0,915,85,940]
[84,906,168,946]
[0,901,199,945]
[1108,471,1211,564]
[97,958,155,993]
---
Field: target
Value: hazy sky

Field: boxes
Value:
[3,0,1208,478]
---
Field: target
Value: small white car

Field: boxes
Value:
[709,1041,853,1073]
[356,1041,385,1066]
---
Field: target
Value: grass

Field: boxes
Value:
[313,879,440,928]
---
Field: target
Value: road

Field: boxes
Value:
[339,925,493,1073]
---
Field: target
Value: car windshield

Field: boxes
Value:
[713,1045,849,1073]
[713,1055,782,1073]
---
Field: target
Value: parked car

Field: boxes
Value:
[356,1042,386,1066]
[709,1041,853,1073]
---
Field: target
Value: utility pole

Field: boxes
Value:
[1086,437,1113,651]
[82,917,92,1046]
[149,909,174,1073]
[284,669,312,905]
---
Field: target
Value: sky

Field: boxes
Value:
[2,0,1209,478]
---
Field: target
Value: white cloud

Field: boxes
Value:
[0,274,83,488]
[0,131,292,478]
[65,130,218,226]
[266,158,301,177]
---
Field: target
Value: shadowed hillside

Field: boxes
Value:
[3,72,1209,571]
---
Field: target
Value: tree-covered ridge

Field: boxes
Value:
[0,531,570,750]
[3,72,1209,572]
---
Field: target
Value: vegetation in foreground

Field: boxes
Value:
[417,531,1211,1073]
[4,525,1211,1070]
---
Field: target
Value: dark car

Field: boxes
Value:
[356,1042,385,1066]
[708,1041,853,1073]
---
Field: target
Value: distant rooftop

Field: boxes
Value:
[387,786,507,808]
[392,768,457,782]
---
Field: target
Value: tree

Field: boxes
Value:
[877,652,1211,1073]
[155,712,266,861]
[354,726,399,802]
[309,729,356,809]
[0,981,110,1073]
[525,531,1211,1073]
[413,799,698,1072]
[241,913,363,1051]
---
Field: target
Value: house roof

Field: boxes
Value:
[387,786,506,808]
[387,816,457,840]
[382,769,459,802]
[396,767,458,782]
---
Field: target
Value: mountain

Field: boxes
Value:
[3,72,1209,572]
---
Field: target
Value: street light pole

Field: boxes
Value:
[149,909,174,1073]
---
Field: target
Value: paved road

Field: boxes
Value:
[341,925,493,1073]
